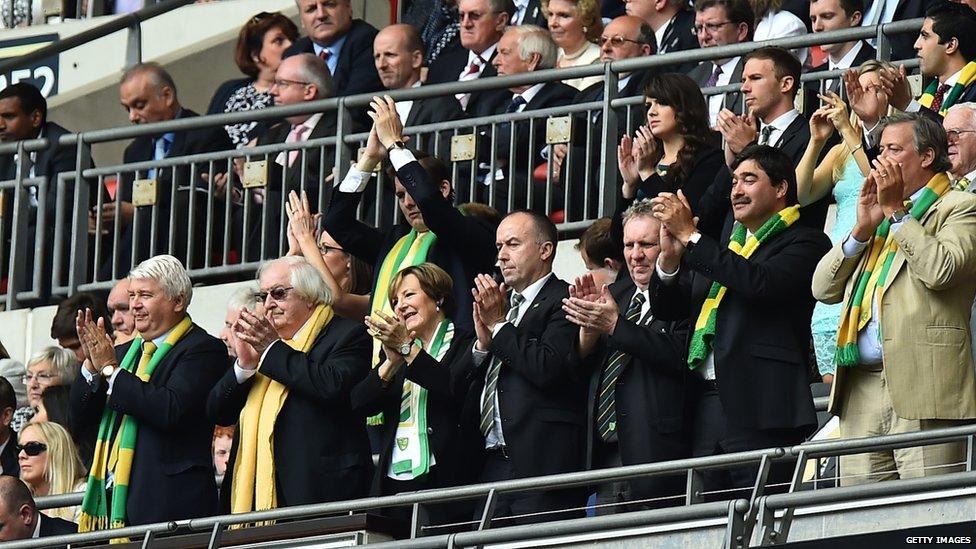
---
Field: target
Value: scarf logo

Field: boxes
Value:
[396,437,409,451]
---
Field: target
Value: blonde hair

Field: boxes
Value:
[19,422,86,520]
[540,0,603,43]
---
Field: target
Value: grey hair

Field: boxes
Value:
[129,254,193,306]
[947,102,976,131]
[508,25,558,70]
[878,112,952,174]
[621,198,659,227]
[256,255,332,306]
[120,62,178,98]
[289,53,335,99]
[226,286,258,313]
[27,346,77,386]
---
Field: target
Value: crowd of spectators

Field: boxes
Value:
[4,0,976,543]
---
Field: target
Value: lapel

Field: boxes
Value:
[775,114,805,152]
[168,109,194,158]
[883,191,946,287]
[724,59,745,112]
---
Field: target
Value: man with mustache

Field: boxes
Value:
[651,145,829,492]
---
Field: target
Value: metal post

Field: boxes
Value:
[876,23,891,62]
[125,19,142,68]
[597,64,619,218]
[5,142,29,310]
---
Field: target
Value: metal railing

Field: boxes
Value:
[0,19,924,308]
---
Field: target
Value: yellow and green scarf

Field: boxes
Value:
[79,316,194,533]
[835,173,950,367]
[919,61,976,116]
[230,304,334,519]
[688,206,801,369]
[366,229,436,425]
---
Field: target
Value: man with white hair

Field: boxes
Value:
[207,255,372,512]
[470,25,577,211]
[218,286,259,358]
[107,278,136,346]
[945,103,976,190]
[70,254,229,529]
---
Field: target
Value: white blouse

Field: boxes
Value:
[557,41,603,91]
[754,10,809,67]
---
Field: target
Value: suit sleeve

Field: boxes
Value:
[608,317,689,374]
[487,299,578,389]
[811,242,864,305]
[323,186,385,266]
[889,195,976,291]
[69,370,108,434]
[648,268,694,322]
[259,323,371,406]
[350,366,399,417]
[206,367,255,427]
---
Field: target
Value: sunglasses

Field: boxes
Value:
[17,441,46,456]
[254,286,294,302]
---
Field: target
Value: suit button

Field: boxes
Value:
[427,428,434,434]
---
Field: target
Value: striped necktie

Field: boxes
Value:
[758,125,774,146]
[479,292,524,438]
[596,292,646,442]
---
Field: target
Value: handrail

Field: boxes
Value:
[762,470,976,510]
[0,0,196,75]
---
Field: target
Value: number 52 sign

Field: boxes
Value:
[0,33,59,98]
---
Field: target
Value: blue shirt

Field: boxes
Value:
[312,33,347,76]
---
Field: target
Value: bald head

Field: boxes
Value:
[0,477,35,541]
[374,24,424,90]
[599,16,654,64]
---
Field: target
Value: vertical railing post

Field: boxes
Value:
[69,137,91,296]
[876,22,891,62]
[125,18,142,68]
[597,63,619,218]
[6,141,29,310]
[334,99,353,186]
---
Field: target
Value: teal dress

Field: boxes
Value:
[811,153,865,376]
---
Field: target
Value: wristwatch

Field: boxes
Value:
[386,139,407,153]
[100,363,117,378]
[888,209,909,224]
[397,340,415,356]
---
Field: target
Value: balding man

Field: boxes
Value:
[625,0,698,72]
[101,63,232,277]
[946,103,976,189]
[107,278,135,345]
[0,477,76,542]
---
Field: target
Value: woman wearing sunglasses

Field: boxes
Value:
[352,263,477,522]
[18,422,87,522]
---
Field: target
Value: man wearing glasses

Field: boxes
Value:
[687,0,754,129]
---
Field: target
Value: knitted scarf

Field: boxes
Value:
[688,206,801,369]
[230,304,334,520]
[78,316,194,533]
[835,173,951,367]
[919,61,976,116]
[389,319,454,480]
[366,229,436,426]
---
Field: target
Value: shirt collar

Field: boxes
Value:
[299,112,324,132]
[515,272,553,307]
[966,168,976,183]
[943,67,964,87]
[762,109,800,133]
[31,513,40,538]
[829,40,863,70]
[719,56,740,73]
[148,317,187,348]
[516,82,545,106]
[470,43,497,64]
[314,32,348,55]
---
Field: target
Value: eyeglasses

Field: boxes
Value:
[254,286,294,302]
[272,78,311,89]
[23,372,57,385]
[599,35,645,48]
[317,244,346,255]
[947,129,976,141]
[692,21,734,35]
[17,441,47,457]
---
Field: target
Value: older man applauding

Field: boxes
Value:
[208,256,372,515]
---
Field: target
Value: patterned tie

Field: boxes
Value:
[287,124,309,167]
[136,340,157,380]
[954,177,971,192]
[596,292,646,442]
[705,64,722,87]
[479,292,525,438]
[463,56,484,77]
[930,83,952,113]
[758,125,774,146]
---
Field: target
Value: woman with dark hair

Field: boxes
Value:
[207,12,299,147]
[33,385,94,468]
[617,73,727,212]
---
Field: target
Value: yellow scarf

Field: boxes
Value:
[229,304,334,519]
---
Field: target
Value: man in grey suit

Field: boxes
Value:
[686,0,754,128]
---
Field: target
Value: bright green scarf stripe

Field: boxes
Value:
[919,61,976,115]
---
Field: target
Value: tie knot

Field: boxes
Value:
[142,340,157,356]
[510,292,525,308]
[319,48,331,61]
[632,292,646,306]
[290,124,308,138]
[506,95,527,113]
[759,125,774,145]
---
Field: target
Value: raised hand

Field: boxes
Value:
[633,125,659,180]
[852,171,885,240]
[471,274,508,330]
[617,134,640,193]
[878,64,911,112]
[872,156,906,217]
[235,309,279,358]
[809,107,835,143]
[368,95,405,150]
[717,108,758,155]
[651,190,697,244]
[568,272,601,303]
[562,284,620,335]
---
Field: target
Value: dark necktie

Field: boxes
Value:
[705,64,722,87]
[759,125,774,146]
[930,83,952,113]
[479,292,524,438]
[506,95,527,113]
[596,292,646,442]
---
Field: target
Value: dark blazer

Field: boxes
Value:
[248,112,345,261]
[658,9,700,73]
[109,109,232,276]
[636,145,727,214]
[208,316,373,510]
[805,42,877,95]
[323,159,498,334]
[518,0,547,27]
[69,323,230,526]
[649,221,830,434]
[462,275,586,480]
[687,58,745,115]
[0,427,18,476]
[38,512,77,536]
[426,46,503,114]
[283,20,384,98]
[577,278,691,471]
[351,330,477,495]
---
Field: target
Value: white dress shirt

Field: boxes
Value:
[707,56,741,127]
[760,109,801,148]
[395,81,423,124]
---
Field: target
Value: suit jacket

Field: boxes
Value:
[517,0,547,27]
[812,190,976,420]
[404,90,467,161]
[0,427,18,476]
[283,21,384,98]
[688,57,745,115]
[69,323,230,526]
[576,277,691,469]
[323,159,498,334]
[351,331,478,495]
[38,512,77,536]
[636,146,727,214]
[650,221,830,433]
[462,275,586,479]
[426,46,503,114]
[804,42,877,96]
[658,9,700,73]
[209,316,373,510]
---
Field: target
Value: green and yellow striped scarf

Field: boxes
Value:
[835,173,950,367]
[79,316,194,533]
[688,206,801,369]
[919,61,976,116]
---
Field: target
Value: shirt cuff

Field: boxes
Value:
[80,364,94,384]
[490,321,509,337]
[842,232,870,258]
[389,148,417,171]
[472,342,489,362]
[337,166,372,193]
[234,362,258,384]
[656,258,680,282]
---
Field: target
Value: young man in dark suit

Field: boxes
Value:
[71,255,230,528]
[650,145,829,492]
[806,0,876,96]
[465,210,585,524]
[687,0,754,127]
[0,477,77,542]
[625,0,699,72]
[564,200,690,514]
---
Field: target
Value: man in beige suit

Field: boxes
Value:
[812,112,976,485]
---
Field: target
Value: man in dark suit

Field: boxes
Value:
[283,0,383,99]
[626,0,699,72]
[807,0,876,96]
[0,378,17,477]
[687,0,754,127]
[101,63,232,278]
[563,201,690,514]
[0,83,98,303]
[650,145,830,492]
[513,0,547,26]
[466,210,584,524]
[426,0,514,113]
[324,96,497,334]
[0,476,76,542]
[861,0,934,63]
[71,255,229,527]
[470,25,577,212]
[208,255,372,511]
[248,53,345,261]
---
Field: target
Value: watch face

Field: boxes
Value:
[399,343,412,355]
[100,365,115,377]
